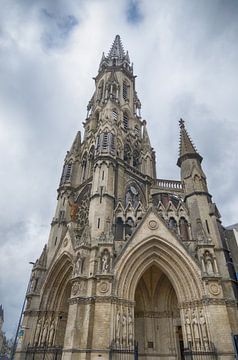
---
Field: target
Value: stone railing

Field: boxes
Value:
[153,178,184,194]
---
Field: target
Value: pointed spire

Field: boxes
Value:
[142,120,151,148]
[108,35,125,60]
[177,118,202,167]
[98,35,133,75]
[70,131,81,155]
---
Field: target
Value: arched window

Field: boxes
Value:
[115,217,124,240]
[112,84,117,99]
[133,150,140,168]
[125,218,134,238]
[179,217,189,241]
[124,143,131,163]
[95,112,99,125]
[123,112,129,130]
[89,146,95,176]
[112,109,118,121]
[109,133,116,154]
[135,125,140,136]
[60,162,72,184]
[123,81,128,101]
[65,163,72,181]
[102,133,108,149]
[168,217,177,230]
[81,153,88,180]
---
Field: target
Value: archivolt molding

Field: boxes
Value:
[114,236,204,303]
[40,252,73,310]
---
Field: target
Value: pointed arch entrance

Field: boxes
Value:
[32,253,73,350]
[114,235,208,358]
[134,265,183,359]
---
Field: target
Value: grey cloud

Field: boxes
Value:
[40,9,78,49]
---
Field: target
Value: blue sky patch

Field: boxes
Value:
[126,0,143,24]
[40,8,78,49]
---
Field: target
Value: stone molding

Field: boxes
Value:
[68,296,135,306]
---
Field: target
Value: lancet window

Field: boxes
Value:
[124,143,131,163]
[179,217,189,241]
[125,218,134,237]
[169,217,177,230]
[115,217,124,240]
[81,153,88,181]
[123,112,129,130]
[123,80,129,101]
[112,109,118,121]
[133,150,140,168]
[60,162,72,185]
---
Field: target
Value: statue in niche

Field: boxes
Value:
[99,232,107,243]
[30,272,38,292]
[48,320,55,346]
[101,250,110,273]
[34,319,42,345]
[116,311,121,346]
[122,313,127,345]
[185,311,192,344]
[192,311,200,349]
[69,198,79,222]
[74,251,83,276]
[125,185,140,208]
[204,251,214,275]
[128,311,133,346]
[199,310,208,346]
[41,320,48,345]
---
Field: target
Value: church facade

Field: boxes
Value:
[16,36,238,360]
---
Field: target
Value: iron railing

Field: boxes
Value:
[25,346,62,360]
[109,343,138,360]
[183,343,217,360]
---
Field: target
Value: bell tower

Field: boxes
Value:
[15,36,238,360]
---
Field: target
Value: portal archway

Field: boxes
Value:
[33,253,73,349]
[134,265,184,359]
[114,236,206,353]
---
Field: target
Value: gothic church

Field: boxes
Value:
[16,35,238,360]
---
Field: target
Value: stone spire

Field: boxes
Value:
[177,118,203,167]
[108,34,125,60]
[142,120,151,149]
[98,35,133,74]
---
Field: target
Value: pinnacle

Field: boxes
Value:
[177,118,202,166]
[107,35,125,60]
[98,35,132,74]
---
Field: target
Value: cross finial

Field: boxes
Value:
[179,118,185,129]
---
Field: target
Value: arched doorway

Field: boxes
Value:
[134,265,184,359]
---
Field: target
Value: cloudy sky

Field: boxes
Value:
[1,0,238,338]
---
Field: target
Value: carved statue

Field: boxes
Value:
[122,313,127,344]
[69,199,79,222]
[30,272,38,292]
[204,251,214,274]
[199,310,208,343]
[41,320,48,345]
[116,311,121,346]
[48,320,55,346]
[185,311,192,343]
[192,311,200,348]
[128,311,133,346]
[74,252,83,276]
[34,319,42,345]
[101,251,110,273]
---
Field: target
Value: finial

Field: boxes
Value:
[179,118,185,129]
